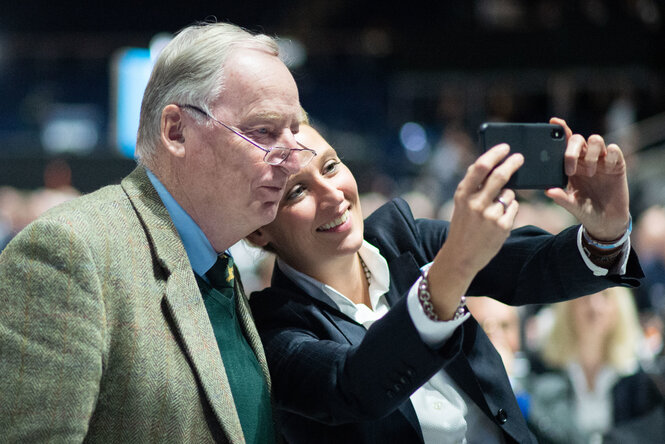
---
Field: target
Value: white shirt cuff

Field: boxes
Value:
[576,226,630,276]
[407,263,470,348]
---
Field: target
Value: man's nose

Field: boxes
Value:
[276,131,302,174]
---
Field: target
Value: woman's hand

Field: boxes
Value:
[426,143,524,319]
[545,117,631,241]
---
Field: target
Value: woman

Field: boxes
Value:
[527,287,662,443]
[247,122,641,443]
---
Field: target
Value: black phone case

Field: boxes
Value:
[478,122,567,189]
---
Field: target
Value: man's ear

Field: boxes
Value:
[246,228,271,248]
[161,104,186,157]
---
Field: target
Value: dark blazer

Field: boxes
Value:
[250,198,643,444]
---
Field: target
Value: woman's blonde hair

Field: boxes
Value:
[541,286,642,373]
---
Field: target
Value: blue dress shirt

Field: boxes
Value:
[146,169,220,277]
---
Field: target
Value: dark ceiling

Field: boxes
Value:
[3,0,663,70]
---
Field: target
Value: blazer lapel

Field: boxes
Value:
[234,266,271,390]
[121,167,244,441]
[270,263,360,326]
[385,252,422,305]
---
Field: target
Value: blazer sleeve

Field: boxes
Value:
[469,224,643,305]
[373,198,643,307]
[250,286,464,425]
[0,218,105,442]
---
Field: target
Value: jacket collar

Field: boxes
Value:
[120,166,247,441]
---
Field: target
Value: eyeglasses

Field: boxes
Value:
[179,104,316,168]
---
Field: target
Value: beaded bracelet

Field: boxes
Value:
[581,215,632,250]
[418,269,467,322]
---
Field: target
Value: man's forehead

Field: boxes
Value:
[245,109,300,123]
[216,50,299,124]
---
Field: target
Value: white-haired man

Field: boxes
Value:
[0,21,315,443]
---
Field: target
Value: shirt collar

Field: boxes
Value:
[146,168,218,276]
[276,240,391,315]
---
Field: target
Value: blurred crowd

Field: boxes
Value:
[3,136,665,444]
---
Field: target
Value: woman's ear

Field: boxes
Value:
[161,104,186,157]
[246,228,270,248]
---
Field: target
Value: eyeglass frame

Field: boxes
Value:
[178,104,317,168]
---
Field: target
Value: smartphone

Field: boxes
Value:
[478,122,567,189]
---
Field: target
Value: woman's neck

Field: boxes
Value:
[309,253,371,308]
[576,338,607,391]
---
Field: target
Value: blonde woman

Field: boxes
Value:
[247,122,643,444]
[528,287,661,443]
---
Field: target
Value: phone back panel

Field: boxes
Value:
[479,123,567,189]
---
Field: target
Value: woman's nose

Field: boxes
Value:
[317,179,345,207]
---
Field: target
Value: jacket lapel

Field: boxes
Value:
[270,263,360,326]
[121,167,244,441]
[234,266,272,390]
[384,251,424,305]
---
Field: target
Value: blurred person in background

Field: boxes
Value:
[247,118,642,443]
[633,204,665,313]
[527,287,662,444]
[424,123,477,208]
[0,21,310,443]
[0,186,80,252]
[466,297,532,418]
[512,200,578,373]
[0,186,24,250]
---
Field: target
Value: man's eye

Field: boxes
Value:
[245,128,272,140]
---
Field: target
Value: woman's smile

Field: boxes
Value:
[317,209,351,232]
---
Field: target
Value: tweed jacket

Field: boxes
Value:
[250,198,643,443]
[0,166,270,443]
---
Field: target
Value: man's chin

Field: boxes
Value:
[258,201,280,225]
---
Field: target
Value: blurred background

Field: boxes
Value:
[3,2,665,440]
[3,0,665,288]
[1,0,663,195]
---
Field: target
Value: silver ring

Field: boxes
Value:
[497,196,509,213]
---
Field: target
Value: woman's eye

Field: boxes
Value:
[323,160,340,174]
[285,184,305,201]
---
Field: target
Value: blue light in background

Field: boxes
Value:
[399,121,430,165]
[112,47,153,158]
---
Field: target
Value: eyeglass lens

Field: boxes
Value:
[265,148,315,168]
[265,148,291,165]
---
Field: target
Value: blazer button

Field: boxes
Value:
[495,408,508,424]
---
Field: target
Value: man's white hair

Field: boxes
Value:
[135,22,279,164]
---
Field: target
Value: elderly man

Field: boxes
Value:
[0,22,313,443]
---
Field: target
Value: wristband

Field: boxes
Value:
[582,215,632,250]
[418,269,467,322]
